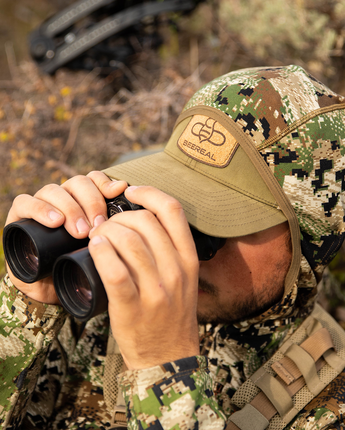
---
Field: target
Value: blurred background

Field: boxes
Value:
[1,0,345,318]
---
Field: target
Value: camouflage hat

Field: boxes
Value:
[104,65,345,289]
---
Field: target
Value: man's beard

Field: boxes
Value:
[197,277,285,325]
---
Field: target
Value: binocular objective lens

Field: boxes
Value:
[53,247,108,320]
[60,261,93,313]
[71,268,92,308]
[14,230,39,276]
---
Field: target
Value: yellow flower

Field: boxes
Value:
[60,86,72,97]
[54,106,72,121]
[0,132,9,142]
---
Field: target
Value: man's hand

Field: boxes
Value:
[88,186,200,369]
[5,171,127,304]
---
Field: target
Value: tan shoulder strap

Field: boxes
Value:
[226,304,345,430]
[104,330,128,429]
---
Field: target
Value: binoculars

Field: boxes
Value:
[3,194,225,321]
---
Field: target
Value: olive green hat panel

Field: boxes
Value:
[103,148,286,238]
[165,114,280,209]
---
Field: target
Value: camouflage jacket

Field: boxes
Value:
[0,274,344,430]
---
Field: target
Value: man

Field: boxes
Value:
[1,65,345,430]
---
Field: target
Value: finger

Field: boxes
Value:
[98,210,180,282]
[61,174,128,229]
[33,181,93,237]
[86,171,128,199]
[61,175,108,225]
[5,193,65,228]
[88,234,139,308]
[90,212,190,300]
[124,186,197,259]
[90,220,161,296]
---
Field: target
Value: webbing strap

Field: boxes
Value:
[284,344,325,395]
[271,327,333,385]
[110,352,128,429]
[282,358,324,397]
[226,360,326,430]
[110,405,127,429]
[251,392,276,419]
[252,369,293,417]
[228,404,269,430]
[301,327,333,361]
[323,348,345,372]
[226,312,345,430]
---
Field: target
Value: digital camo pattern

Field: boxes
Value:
[27,311,113,430]
[185,65,345,146]
[118,284,325,430]
[0,274,65,429]
[0,275,113,430]
[185,65,345,282]
[285,370,345,430]
[119,356,226,430]
[0,276,345,429]
[1,66,345,430]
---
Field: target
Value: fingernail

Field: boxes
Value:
[126,186,138,193]
[49,211,62,221]
[76,218,90,234]
[90,235,104,245]
[94,215,106,227]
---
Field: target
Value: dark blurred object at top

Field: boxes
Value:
[28,0,204,75]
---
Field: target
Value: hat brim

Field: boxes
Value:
[104,151,286,237]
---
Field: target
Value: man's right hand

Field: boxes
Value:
[4,171,127,304]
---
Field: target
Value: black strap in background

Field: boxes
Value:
[29,0,197,74]
[42,0,116,38]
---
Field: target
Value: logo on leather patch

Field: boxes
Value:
[178,115,238,167]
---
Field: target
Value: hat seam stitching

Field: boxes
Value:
[164,147,278,209]
[183,209,285,227]
[176,103,345,152]
[103,158,285,235]
[108,159,278,204]
[258,103,345,150]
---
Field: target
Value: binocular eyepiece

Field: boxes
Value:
[3,194,225,321]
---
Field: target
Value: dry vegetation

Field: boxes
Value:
[0,54,201,224]
[1,0,345,320]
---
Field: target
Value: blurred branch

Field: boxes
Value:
[60,115,83,164]
[5,42,18,83]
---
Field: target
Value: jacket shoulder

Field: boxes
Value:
[285,369,345,430]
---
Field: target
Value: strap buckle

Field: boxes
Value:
[110,405,127,429]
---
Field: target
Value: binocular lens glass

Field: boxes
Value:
[14,230,39,276]
[70,268,92,308]
[60,261,93,313]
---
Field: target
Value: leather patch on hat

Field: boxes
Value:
[177,115,238,167]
